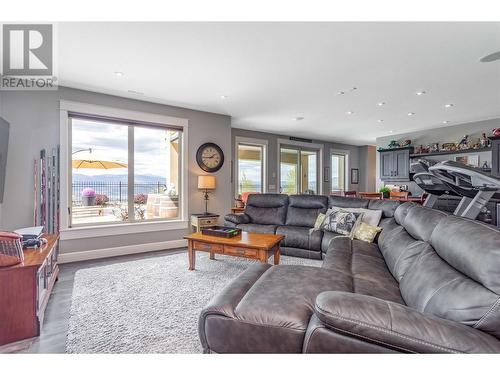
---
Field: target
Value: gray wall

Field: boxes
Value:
[358,145,377,192]
[0,87,232,254]
[231,128,371,196]
[375,118,500,194]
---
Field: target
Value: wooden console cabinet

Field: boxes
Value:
[0,234,59,348]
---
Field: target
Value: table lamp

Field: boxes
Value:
[198,175,216,215]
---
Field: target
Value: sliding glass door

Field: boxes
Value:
[280,146,319,194]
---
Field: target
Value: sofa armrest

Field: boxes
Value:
[224,213,250,225]
[313,291,500,353]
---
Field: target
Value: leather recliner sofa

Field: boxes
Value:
[224,194,400,259]
[201,200,500,353]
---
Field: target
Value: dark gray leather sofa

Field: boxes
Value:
[225,194,399,259]
[201,201,500,353]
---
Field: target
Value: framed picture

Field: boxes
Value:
[324,167,330,182]
[351,168,359,184]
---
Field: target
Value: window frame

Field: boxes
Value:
[277,138,323,195]
[234,136,267,197]
[330,149,350,193]
[59,100,189,239]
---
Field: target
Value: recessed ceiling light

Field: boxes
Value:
[416,91,426,96]
[293,117,304,121]
[350,87,358,91]
[445,103,454,108]
[114,71,124,77]
[480,51,500,63]
[346,111,354,115]
[407,112,416,116]
[377,102,386,106]
[442,120,450,124]
[377,119,384,123]
[220,95,228,100]
[389,130,394,134]
[127,90,144,95]
[337,91,345,95]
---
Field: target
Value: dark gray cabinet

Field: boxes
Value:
[378,147,413,181]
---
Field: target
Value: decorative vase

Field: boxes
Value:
[82,196,96,206]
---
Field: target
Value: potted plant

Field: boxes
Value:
[81,188,96,206]
[379,186,391,199]
[95,194,109,206]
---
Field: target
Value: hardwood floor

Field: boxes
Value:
[20,247,186,353]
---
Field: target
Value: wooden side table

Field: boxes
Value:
[190,214,220,232]
[231,207,245,214]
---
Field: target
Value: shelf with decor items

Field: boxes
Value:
[0,234,59,351]
[410,146,492,158]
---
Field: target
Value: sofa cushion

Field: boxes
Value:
[321,231,344,253]
[400,247,500,339]
[403,205,448,242]
[328,195,369,209]
[245,194,289,225]
[237,223,277,234]
[276,225,323,251]
[323,236,404,304]
[235,265,352,329]
[285,195,328,227]
[367,199,400,218]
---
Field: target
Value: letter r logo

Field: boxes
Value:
[2,24,53,76]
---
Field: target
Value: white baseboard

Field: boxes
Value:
[58,239,188,264]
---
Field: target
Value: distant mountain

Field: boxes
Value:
[72,173,166,184]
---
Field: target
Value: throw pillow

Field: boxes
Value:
[312,213,326,231]
[329,206,382,227]
[321,210,363,237]
[353,222,382,243]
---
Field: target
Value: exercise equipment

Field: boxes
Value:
[428,160,500,219]
[411,160,460,208]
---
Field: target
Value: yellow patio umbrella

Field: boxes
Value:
[72,159,128,169]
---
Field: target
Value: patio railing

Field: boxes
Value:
[72,181,168,205]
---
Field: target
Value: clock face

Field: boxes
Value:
[196,143,224,172]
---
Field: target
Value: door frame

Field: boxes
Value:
[277,138,323,195]
[330,148,351,193]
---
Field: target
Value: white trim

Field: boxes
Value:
[60,220,189,240]
[234,136,268,197]
[59,100,189,128]
[58,239,188,264]
[277,138,324,194]
[330,148,351,191]
[59,100,189,231]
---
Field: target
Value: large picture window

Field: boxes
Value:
[69,115,182,227]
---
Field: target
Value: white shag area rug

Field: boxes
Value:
[66,252,322,353]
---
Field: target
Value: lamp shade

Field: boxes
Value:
[198,175,216,190]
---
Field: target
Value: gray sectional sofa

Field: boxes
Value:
[201,195,500,353]
[224,193,399,259]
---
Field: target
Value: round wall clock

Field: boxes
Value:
[196,142,224,172]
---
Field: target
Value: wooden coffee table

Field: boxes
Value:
[183,231,284,270]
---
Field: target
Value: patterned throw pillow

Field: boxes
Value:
[329,206,382,227]
[353,222,382,243]
[321,210,363,237]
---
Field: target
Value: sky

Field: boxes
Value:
[72,118,173,178]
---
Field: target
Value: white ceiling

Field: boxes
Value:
[58,22,500,145]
